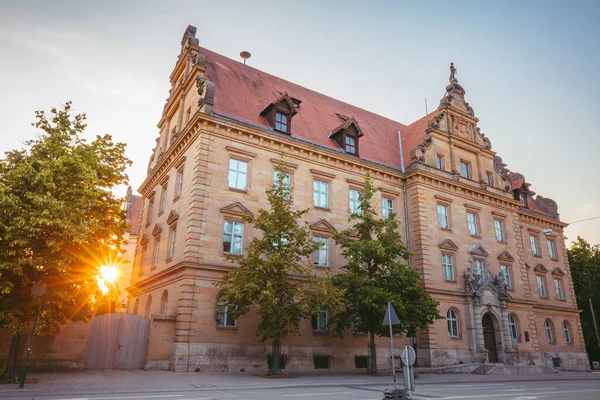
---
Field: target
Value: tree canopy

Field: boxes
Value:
[0,102,131,334]
[216,159,341,374]
[330,173,441,373]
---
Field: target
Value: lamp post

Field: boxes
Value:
[19,281,46,389]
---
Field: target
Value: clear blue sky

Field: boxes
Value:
[0,0,598,245]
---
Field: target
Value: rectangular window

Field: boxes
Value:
[382,197,394,219]
[547,239,558,260]
[152,239,160,267]
[313,237,328,267]
[486,171,493,186]
[501,265,512,289]
[273,170,290,189]
[147,197,154,223]
[275,112,288,132]
[167,227,176,259]
[312,307,328,332]
[442,254,454,281]
[223,220,244,254]
[436,155,444,170]
[349,189,361,214]
[467,212,479,236]
[160,185,168,213]
[437,204,450,229]
[473,259,485,282]
[520,193,527,207]
[494,219,505,242]
[530,235,540,256]
[176,169,184,198]
[460,160,471,179]
[138,244,147,276]
[345,136,356,154]
[313,180,329,209]
[537,275,547,298]
[228,159,248,191]
[216,300,236,328]
[554,279,564,300]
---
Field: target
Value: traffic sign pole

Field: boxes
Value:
[388,302,396,390]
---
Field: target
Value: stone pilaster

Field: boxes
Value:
[466,296,478,360]
[500,300,516,364]
[473,299,488,362]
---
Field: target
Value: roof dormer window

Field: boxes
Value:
[345,136,356,154]
[275,112,288,133]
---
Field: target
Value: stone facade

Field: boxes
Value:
[126,26,589,372]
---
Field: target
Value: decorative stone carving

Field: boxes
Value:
[493,156,512,192]
[533,195,559,219]
[196,74,215,112]
[409,132,432,163]
[428,111,446,129]
[465,267,478,293]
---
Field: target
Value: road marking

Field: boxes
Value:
[427,388,600,399]
[82,396,185,400]
[285,392,353,397]
[499,388,555,392]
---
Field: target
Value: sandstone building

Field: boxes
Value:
[127,25,589,372]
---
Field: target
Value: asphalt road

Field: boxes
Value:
[4,379,600,400]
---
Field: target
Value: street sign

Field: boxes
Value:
[400,345,416,366]
[382,302,400,326]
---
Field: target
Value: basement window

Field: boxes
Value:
[313,356,330,369]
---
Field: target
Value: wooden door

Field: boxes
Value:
[482,314,498,363]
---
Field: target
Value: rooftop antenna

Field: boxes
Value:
[240,51,251,65]
[425,98,428,115]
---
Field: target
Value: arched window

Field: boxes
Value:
[562,321,572,344]
[216,295,236,328]
[447,309,459,338]
[160,290,169,315]
[544,319,554,343]
[145,295,152,319]
[133,299,139,315]
[508,314,519,344]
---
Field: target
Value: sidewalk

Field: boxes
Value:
[1,370,599,398]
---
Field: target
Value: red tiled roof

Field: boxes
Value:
[200,47,431,170]
[129,195,142,235]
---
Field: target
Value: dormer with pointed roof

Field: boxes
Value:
[329,116,363,156]
[260,93,299,135]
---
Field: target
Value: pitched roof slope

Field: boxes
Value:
[200,47,429,170]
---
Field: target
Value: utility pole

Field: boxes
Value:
[589,298,600,347]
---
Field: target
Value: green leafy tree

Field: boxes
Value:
[568,236,600,364]
[0,102,131,334]
[216,159,341,375]
[330,172,440,374]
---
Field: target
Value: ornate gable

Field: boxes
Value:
[497,251,515,263]
[166,210,179,226]
[151,224,163,237]
[220,202,253,219]
[552,267,566,277]
[469,244,488,257]
[439,239,459,252]
[534,264,548,273]
[310,219,337,237]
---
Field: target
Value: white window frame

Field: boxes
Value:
[447,309,459,338]
[494,219,505,242]
[313,236,328,267]
[345,136,356,154]
[486,171,493,186]
[349,189,361,215]
[167,227,177,259]
[508,314,518,344]
[530,235,540,256]
[554,278,564,300]
[275,112,288,132]
[537,275,547,298]
[442,253,455,281]
[382,197,394,219]
[313,180,329,209]
[544,320,554,343]
[467,212,479,236]
[312,307,328,332]
[473,259,485,282]
[562,321,572,344]
[176,169,184,198]
[437,204,450,229]
[501,265,512,289]
[160,185,168,213]
[436,155,444,170]
[223,220,244,254]
[228,158,248,191]
[460,160,471,179]
[547,239,558,260]
[152,238,160,267]
[216,299,236,328]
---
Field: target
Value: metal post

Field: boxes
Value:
[589,298,600,347]
[388,302,396,390]
[19,306,41,388]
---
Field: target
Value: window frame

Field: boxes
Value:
[472,258,486,282]
[160,290,169,315]
[167,226,177,260]
[562,321,572,344]
[459,160,471,179]
[486,171,493,186]
[313,236,329,267]
[467,211,480,237]
[442,253,455,282]
[312,307,328,332]
[436,154,445,170]
[530,234,541,257]
[382,197,395,219]
[437,203,451,230]
[494,219,506,242]
[345,136,356,154]
[228,158,249,192]
[508,314,519,344]
[537,275,548,298]
[554,278,565,301]
[547,239,558,260]
[152,237,160,268]
[216,297,237,328]
[146,196,155,226]
[500,264,513,289]
[544,319,555,343]
[313,179,330,209]
[349,188,361,215]
[223,220,244,255]
[447,309,460,338]
[275,112,288,133]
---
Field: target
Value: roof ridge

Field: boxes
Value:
[199,46,409,128]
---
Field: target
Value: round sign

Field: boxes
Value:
[400,345,416,366]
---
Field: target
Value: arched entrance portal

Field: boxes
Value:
[482,313,498,363]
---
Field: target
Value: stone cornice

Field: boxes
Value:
[518,209,567,230]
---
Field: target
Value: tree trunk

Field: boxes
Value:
[271,334,283,376]
[368,330,378,375]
